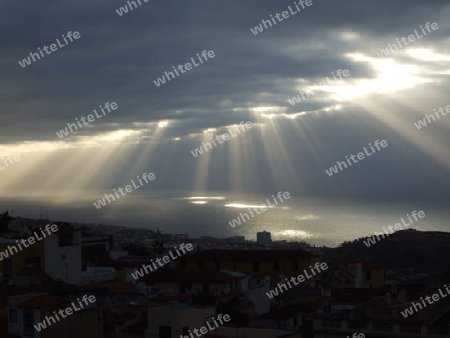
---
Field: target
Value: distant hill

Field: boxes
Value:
[324,229,450,272]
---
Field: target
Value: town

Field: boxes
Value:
[1,211,449,337]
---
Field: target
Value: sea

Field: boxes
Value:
[1,190,449,247]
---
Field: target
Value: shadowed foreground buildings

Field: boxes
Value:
[1,218,450,337]
[315,284,450,337]
[174,249,320,286]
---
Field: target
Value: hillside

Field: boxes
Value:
[324,229,450,272]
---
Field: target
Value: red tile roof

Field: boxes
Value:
[81,279,136,293]
[187,249,317,261]
[142,269,241,282]
[81,279,135,294]
[18,294,67,309]
[338,261,384,270]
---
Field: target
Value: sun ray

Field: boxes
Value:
[193,129,214,192]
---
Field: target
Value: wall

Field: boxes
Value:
[44,234,82,285]
[145,304,207,338]
[0,238,45,284]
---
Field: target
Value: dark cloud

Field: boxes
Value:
[0,0,449,199]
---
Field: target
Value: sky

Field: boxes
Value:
[1,0,449,203]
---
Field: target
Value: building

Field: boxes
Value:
[324,261,385,289]
[43,224,82,285]
[7,293,102,338]
[313,283,450,337]
[145,302,301,338]
[176,249,320,287]
[257,232,272,244]
[142,269,271,315]
[0,238,45,285]
[145,302,215,338]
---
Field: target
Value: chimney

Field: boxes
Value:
[385,292,391,304]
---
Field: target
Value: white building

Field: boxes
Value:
[44,226,82,285]
[146,302,215,338]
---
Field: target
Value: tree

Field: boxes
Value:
[0,211,12,233]
[152,239,165,256]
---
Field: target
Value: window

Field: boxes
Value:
[26,257,40,268]
[274,261,279,271]
[182,326,189,335]
[203,283,210,293]
[179,282,192,293]
[159,325,171,338]
[2,260,11,277]
[253,261,259,272]
[9,309,17,323]
[292,261,299,271]
[180,260,186,269]
[23,310,34,337]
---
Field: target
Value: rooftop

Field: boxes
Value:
[143,269,243,282]
[187,249,317,261]
[81,279,135,294]
[18,294,67,309]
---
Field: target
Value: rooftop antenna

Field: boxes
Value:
[39,206,47,220]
